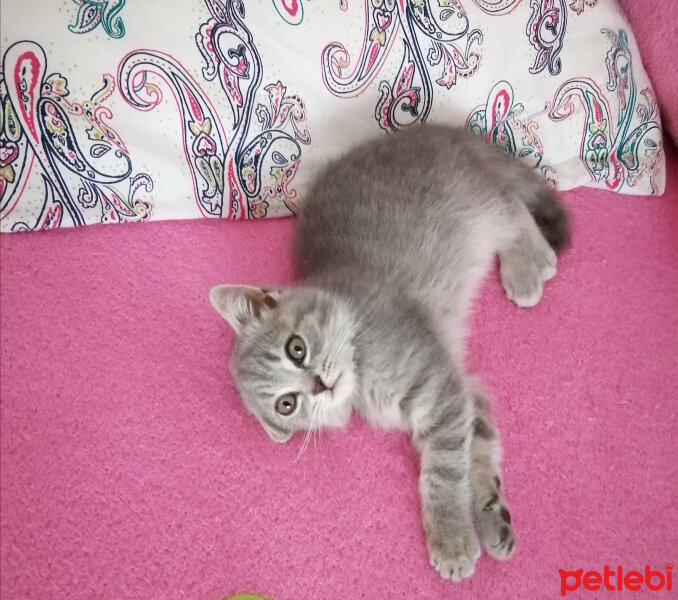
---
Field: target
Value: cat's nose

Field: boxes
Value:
[313,375,328,395]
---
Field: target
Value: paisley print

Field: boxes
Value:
[466,80,546,169]
[0,0,666,231]
[526,0,601,76]
[68,0,126,39]
[322,0,482,132]
[568,0,597,14]
[526,0,568,75]
[0,41,152,230]
[271,0,305,25]
[548,29,663,193]
[471,0,522,15]
[119,0,310,219]
[271,0,349,24]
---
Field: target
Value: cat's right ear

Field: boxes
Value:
[209,285,279,336]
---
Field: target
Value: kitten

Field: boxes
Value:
[209,125,570,581]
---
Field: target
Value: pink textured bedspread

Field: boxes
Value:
[1,143,677,598]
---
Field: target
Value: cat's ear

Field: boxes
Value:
[209,284,280,335]
[256,417,293,444]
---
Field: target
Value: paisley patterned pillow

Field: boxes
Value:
[0,0,666,232]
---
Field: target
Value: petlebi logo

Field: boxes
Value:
[559,564,673,596]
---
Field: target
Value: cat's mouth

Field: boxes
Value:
[329,373,342,394]
[314,373,343,397]
[326,373,345,402]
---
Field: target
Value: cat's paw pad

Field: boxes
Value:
[427,529,481,581]
[500,261,544,308]
[477,498,516,561]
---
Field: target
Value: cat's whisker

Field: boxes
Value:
[296,400,321,461]
[304,415,316,456]
[311,404,321,449]
[312,419,319,454]
[296,418,313,461]
[296,432,311,461]
[316,424,329,473]
[312,404,326,466]
[312,401,322,449]
[311,399,330,472]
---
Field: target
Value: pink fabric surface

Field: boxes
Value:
[617,0,678,147]
[2,144,677,599]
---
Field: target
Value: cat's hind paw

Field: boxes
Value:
[500,243,556,308]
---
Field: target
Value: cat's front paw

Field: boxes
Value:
[427,528,481,581]
[477,498,516,561]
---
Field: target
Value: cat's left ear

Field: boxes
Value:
[209,284,280,336]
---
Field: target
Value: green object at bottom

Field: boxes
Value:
[224,595,273,600]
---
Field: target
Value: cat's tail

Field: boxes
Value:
[523,186,571,254]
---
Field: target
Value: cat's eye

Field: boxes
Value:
[286,335,306,363]
[275,393,298,416]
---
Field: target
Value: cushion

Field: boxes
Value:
[0,0,666,232]
[616,0,678,147]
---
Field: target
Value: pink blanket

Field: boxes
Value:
[1,140,676,599]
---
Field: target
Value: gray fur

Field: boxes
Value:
[210,125,570,580]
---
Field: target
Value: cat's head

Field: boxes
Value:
[209,285,358,443]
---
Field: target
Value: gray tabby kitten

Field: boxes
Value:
[209,125,570,581]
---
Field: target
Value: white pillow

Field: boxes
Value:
[0,0,665,231]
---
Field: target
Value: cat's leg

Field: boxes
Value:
[468,384,516,560]
[411,381,481,581]
[499,203,557,307]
